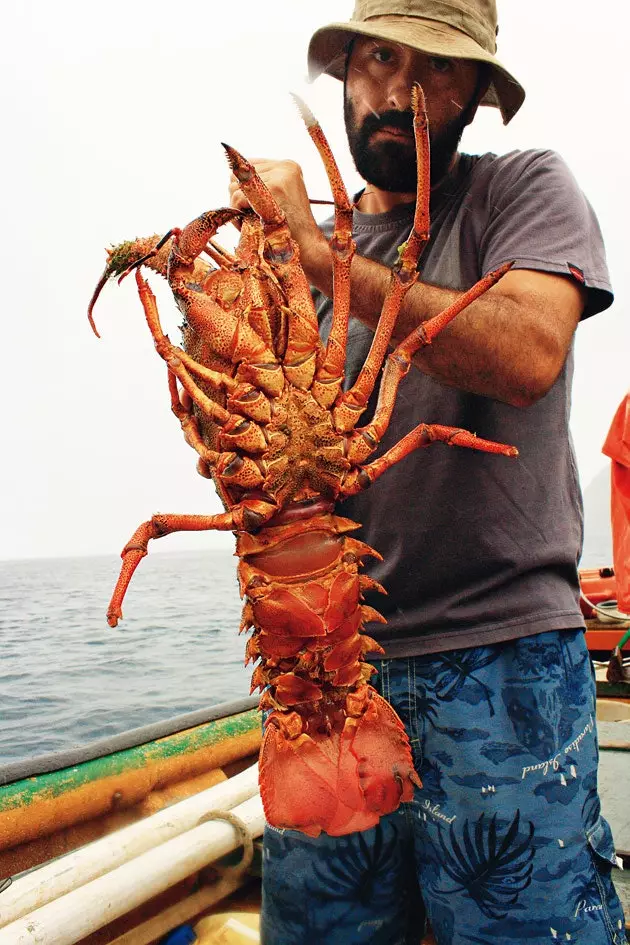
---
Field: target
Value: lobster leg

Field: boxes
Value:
[293,96,356,409]
[333,84,431,434]
[342,423,518,497]
[173,280,283,395]
[203,239,237,268]
[134,270,234,425]
[108,499,278,628]
[136,273,267,493]
[107,267,287,628]
[167,208,242,276]
[107,511,239,627]
[135,269,238,395]
[166,369,222,470]
[224,144,322,390]
[345,262,514,464]
[157,212,282,389]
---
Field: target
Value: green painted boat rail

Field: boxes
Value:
[0,700,260,814]
[1,696,260,785]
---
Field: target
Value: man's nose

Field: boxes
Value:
[385,67,419,111]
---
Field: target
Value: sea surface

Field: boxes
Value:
[0,550,250,764]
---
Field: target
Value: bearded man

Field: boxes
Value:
[230,2,626,943]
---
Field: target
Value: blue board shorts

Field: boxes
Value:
[261,629,627,944]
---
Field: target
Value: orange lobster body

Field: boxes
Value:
[89,87,516,837]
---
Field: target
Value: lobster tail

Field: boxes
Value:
[260,687,420,836]
[237,510,422,837]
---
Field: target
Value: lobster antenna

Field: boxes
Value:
[291,93,317,130]
[291,94,338,207]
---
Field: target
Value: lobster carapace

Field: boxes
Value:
[88,86,517,837]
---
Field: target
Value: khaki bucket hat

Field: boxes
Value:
[308,0,525,124]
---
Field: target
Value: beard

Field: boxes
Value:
[344,91,473,194]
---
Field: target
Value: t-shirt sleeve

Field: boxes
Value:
[478,149,612,318]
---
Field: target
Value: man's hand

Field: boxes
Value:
[228,158,330,283]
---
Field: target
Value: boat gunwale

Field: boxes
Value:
[0,695,259,787]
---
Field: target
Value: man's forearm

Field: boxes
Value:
[306,244,580,408]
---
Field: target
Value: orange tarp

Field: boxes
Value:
[602,393,630,613]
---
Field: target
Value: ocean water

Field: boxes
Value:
[0,550,250,764]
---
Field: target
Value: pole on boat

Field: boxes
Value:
[1,764,259,927]
[0,795,264,945]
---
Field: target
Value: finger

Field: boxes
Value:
[228,160,283,192]
[229,187,251,212]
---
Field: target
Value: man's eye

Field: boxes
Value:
[373,47,395,64]
[429,57,453,74]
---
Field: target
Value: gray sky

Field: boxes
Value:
[2,0,628,561]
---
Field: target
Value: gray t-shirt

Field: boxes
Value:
[315,149,612,658]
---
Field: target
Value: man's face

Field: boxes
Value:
[344,38,482,193]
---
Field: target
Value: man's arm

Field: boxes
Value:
[230,159,586,409]
[310,248,585,408]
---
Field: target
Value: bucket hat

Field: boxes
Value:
[308,0,525,124]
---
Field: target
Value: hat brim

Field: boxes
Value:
[307,16,525,125]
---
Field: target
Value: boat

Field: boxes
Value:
[580,565,630,658]
[0,696,264,944]
[1,673,629,944]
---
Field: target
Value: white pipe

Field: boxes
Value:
[0,795,265,945]
[1,764,259,928]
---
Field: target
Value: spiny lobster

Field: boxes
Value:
[88,86,517,837]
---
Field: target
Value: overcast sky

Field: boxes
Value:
[2,0,628,562]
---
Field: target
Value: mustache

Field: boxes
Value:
[359,108,415,140]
